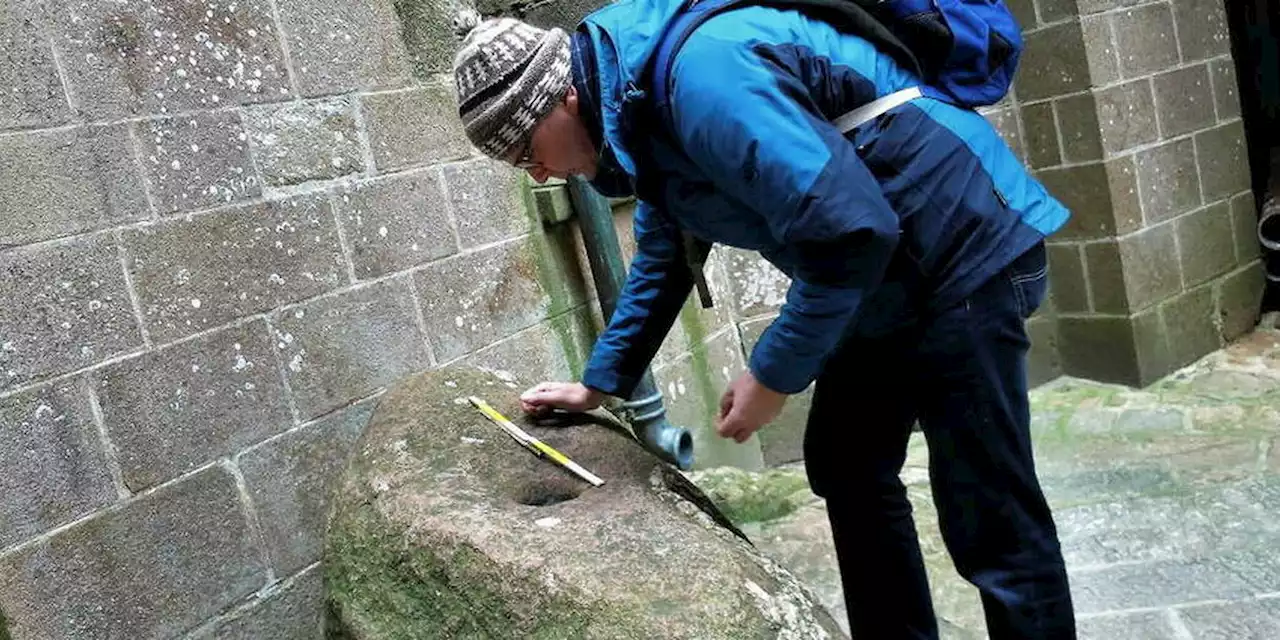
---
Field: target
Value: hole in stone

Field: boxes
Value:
[514,481,582,507]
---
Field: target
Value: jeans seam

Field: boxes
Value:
[1008,266,1047,285]
[1005,270,1027,317]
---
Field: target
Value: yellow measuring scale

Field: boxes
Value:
[468,396,604,487]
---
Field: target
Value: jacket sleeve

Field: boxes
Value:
[670,38,900,395]
[580,199,694,398]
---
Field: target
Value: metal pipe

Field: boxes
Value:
[565,175,695,470]
[1258,196,1280,252]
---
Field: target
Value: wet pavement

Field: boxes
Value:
[690,325,1280,638]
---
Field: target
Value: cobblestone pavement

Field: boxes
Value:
[691,326,1280,639]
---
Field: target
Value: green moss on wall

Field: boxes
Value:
[0,606,11,640]
[552,309,595,380]
[518,177,593,379]
[678,304,720,432]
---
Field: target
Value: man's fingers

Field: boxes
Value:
[717,410,743,440]
[718,388,734,420]
[523,381,556,395]
[717,406,759,443]
[715,414,732,437]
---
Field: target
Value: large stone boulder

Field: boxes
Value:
[323,366,847,639]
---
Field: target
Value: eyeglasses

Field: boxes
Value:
[510,139,536,170]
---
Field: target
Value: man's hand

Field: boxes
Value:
[519,381,604,416]
[717,370,787,443]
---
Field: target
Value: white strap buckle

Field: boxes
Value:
[834,86,923,133]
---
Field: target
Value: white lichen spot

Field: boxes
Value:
[445,380,458,388]
[268,273,286,285]
[390,440,409,460]
[88,300,103,311]
[535,517,561,528]
[676,381,687,395]
[232,354,252,372]
[378,226,388,238]
[454,316,464,328]
[288,350,306,372]
[461,436,484,444]
[744,579,771,601]
[191,298,201,308]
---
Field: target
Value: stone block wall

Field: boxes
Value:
[2,0,1268,636]
[0,0,601,636]
[1010,0,1265,386]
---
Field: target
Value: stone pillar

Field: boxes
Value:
[1010,0,1266,386]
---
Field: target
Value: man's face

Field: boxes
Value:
[506,86,599,183]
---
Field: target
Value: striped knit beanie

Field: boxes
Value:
[452,11,573,161]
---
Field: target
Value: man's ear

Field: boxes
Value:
[564,84,579,116]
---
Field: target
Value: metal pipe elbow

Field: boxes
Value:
[622,391,695,470]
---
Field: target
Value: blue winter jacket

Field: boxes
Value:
[573,0,1070,398]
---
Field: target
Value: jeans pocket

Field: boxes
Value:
[1006,243,1048,319]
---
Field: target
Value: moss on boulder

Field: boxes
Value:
[686,465,816,525]
[324,366,846,639]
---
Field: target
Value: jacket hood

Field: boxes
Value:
[576,0,688,178]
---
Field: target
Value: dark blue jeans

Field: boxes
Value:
[803,242,1076,639]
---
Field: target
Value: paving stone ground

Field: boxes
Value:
[690,325,1280,639]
